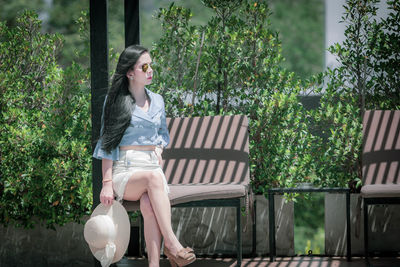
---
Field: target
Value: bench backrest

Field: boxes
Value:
[163,115,250,185]
[362,110,400,185]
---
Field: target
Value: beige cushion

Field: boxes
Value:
[169,184,247,206]
[122,183,248,212]
[361,184,400,198]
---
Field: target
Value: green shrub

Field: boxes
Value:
[309,0,400,189]
[2,0,396,229]
[250,90,315,192]
[149,1,315,194]
[0,11,92,229]
[150,0,399,193]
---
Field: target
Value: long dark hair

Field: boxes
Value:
[101,45,149,153]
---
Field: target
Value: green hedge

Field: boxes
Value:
[1,0,398,228]
[309,0,400,190]
[149,0,399,194]
[0,11,92,229]
[149,1,316,196]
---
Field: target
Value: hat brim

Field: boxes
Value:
[88,201,130,264]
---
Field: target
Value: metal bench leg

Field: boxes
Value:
[346,191,351,261]
[364,200,370,266]
[140,213,145,257]
[237,201,242,267]
[269,192,275,262]
[252,198,257,257]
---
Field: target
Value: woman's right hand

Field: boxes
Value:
[100,181,114,206]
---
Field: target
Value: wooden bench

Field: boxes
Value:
[361,110,400,264]
[123,115,252,267]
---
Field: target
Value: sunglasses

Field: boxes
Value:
[140,63,152,72]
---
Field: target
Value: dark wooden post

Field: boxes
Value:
[90,1,109,266]
[124,0,140,47]
[90,0,141,263]
[90,0,109,208]
[124,0,142,259]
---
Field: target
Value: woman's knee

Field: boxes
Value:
[146,171,164,190]
[140,193,155,218]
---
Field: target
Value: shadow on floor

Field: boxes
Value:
[115,256,400,267]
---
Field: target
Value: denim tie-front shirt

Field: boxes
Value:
[93,88,170,161]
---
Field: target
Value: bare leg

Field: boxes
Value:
[123,171,184,256]
[140,193,162,267]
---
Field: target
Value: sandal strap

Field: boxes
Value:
[184,247,194,253]
[177,248,195,260]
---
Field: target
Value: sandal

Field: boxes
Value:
[164,246,196,267]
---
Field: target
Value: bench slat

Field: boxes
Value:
[362,110,400,186]
[164,115,250,185]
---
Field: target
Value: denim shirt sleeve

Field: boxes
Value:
[93,139,119,161]
[158,98,170,148]
[92,97,120,161]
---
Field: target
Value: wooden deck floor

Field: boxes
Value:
[116,256,400,267]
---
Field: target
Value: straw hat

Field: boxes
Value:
[84,201,130,267]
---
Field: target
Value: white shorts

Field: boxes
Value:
[112,149,170,201]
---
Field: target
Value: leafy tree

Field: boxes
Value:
[0,11,92,228]
[267,0,324,80]
[150,1,315,193]
[1,0,325,78]
[310,0,399,189]
[364,0,400,108]
[46,0,88,66]
[140,0,214,49]
[0,0,44,26]
[150,3,200,116]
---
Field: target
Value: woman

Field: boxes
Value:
[93,45,195,267]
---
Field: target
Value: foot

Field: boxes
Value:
[164,246,196,267]
[163,240,184,257]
